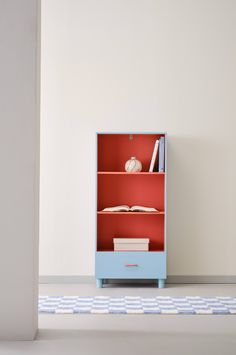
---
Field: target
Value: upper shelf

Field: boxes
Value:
[97,171,165,175]
[98,134,165,172]
[97,211,165,215]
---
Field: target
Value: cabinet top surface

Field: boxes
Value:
[96,132,167,135]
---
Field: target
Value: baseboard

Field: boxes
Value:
[39,275,236,284]
[39,275,95,284]
[167,275,236,284]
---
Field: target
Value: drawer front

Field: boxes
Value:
[96,252,166,279]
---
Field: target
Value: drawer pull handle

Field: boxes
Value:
[125,264,139,267]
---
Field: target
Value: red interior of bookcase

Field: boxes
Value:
[97,133,165,253]
[97,174,164,211]
[97,214,164,251]
[98,134,165,172]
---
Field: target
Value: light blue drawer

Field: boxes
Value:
[96,252,166,279]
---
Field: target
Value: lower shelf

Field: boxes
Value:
[95,251,166,279]
[97,213,164,251]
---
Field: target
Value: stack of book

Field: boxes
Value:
[113,238,150,251]
[149,136,165,172]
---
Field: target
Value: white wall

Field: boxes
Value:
[0,0,39,339]
[40,0,236,277]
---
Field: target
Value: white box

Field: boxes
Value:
[113,238,150,251]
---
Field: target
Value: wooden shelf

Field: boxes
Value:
[97,250,163,253]
[97,211,165,215]
[98,171,165,175]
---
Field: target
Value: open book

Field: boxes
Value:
[102,205,158,212]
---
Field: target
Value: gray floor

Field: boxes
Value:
[1,283,236,355]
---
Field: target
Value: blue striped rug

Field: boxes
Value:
[39,296,236,314]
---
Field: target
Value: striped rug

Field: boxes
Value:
[39,296,236,314]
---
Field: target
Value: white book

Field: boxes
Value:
[102,205,158,212]
[149,140,159,172]
[102,205,130,212]
[130,205,158,212]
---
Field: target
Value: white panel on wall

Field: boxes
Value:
[0,0,39,340]
[40,0,236,276]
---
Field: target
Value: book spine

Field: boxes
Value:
[158,137,165,172]
[149,140,159,172]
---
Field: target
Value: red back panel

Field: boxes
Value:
[98,134,164,172]
[98,174,164,211]
[97,214,164,252]
[97,133,165,252]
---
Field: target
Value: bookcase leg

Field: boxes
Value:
[96,278,103,288]
[158,279,165,288]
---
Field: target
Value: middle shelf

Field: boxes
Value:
[98,172,164,211]
[98,171,165,175]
